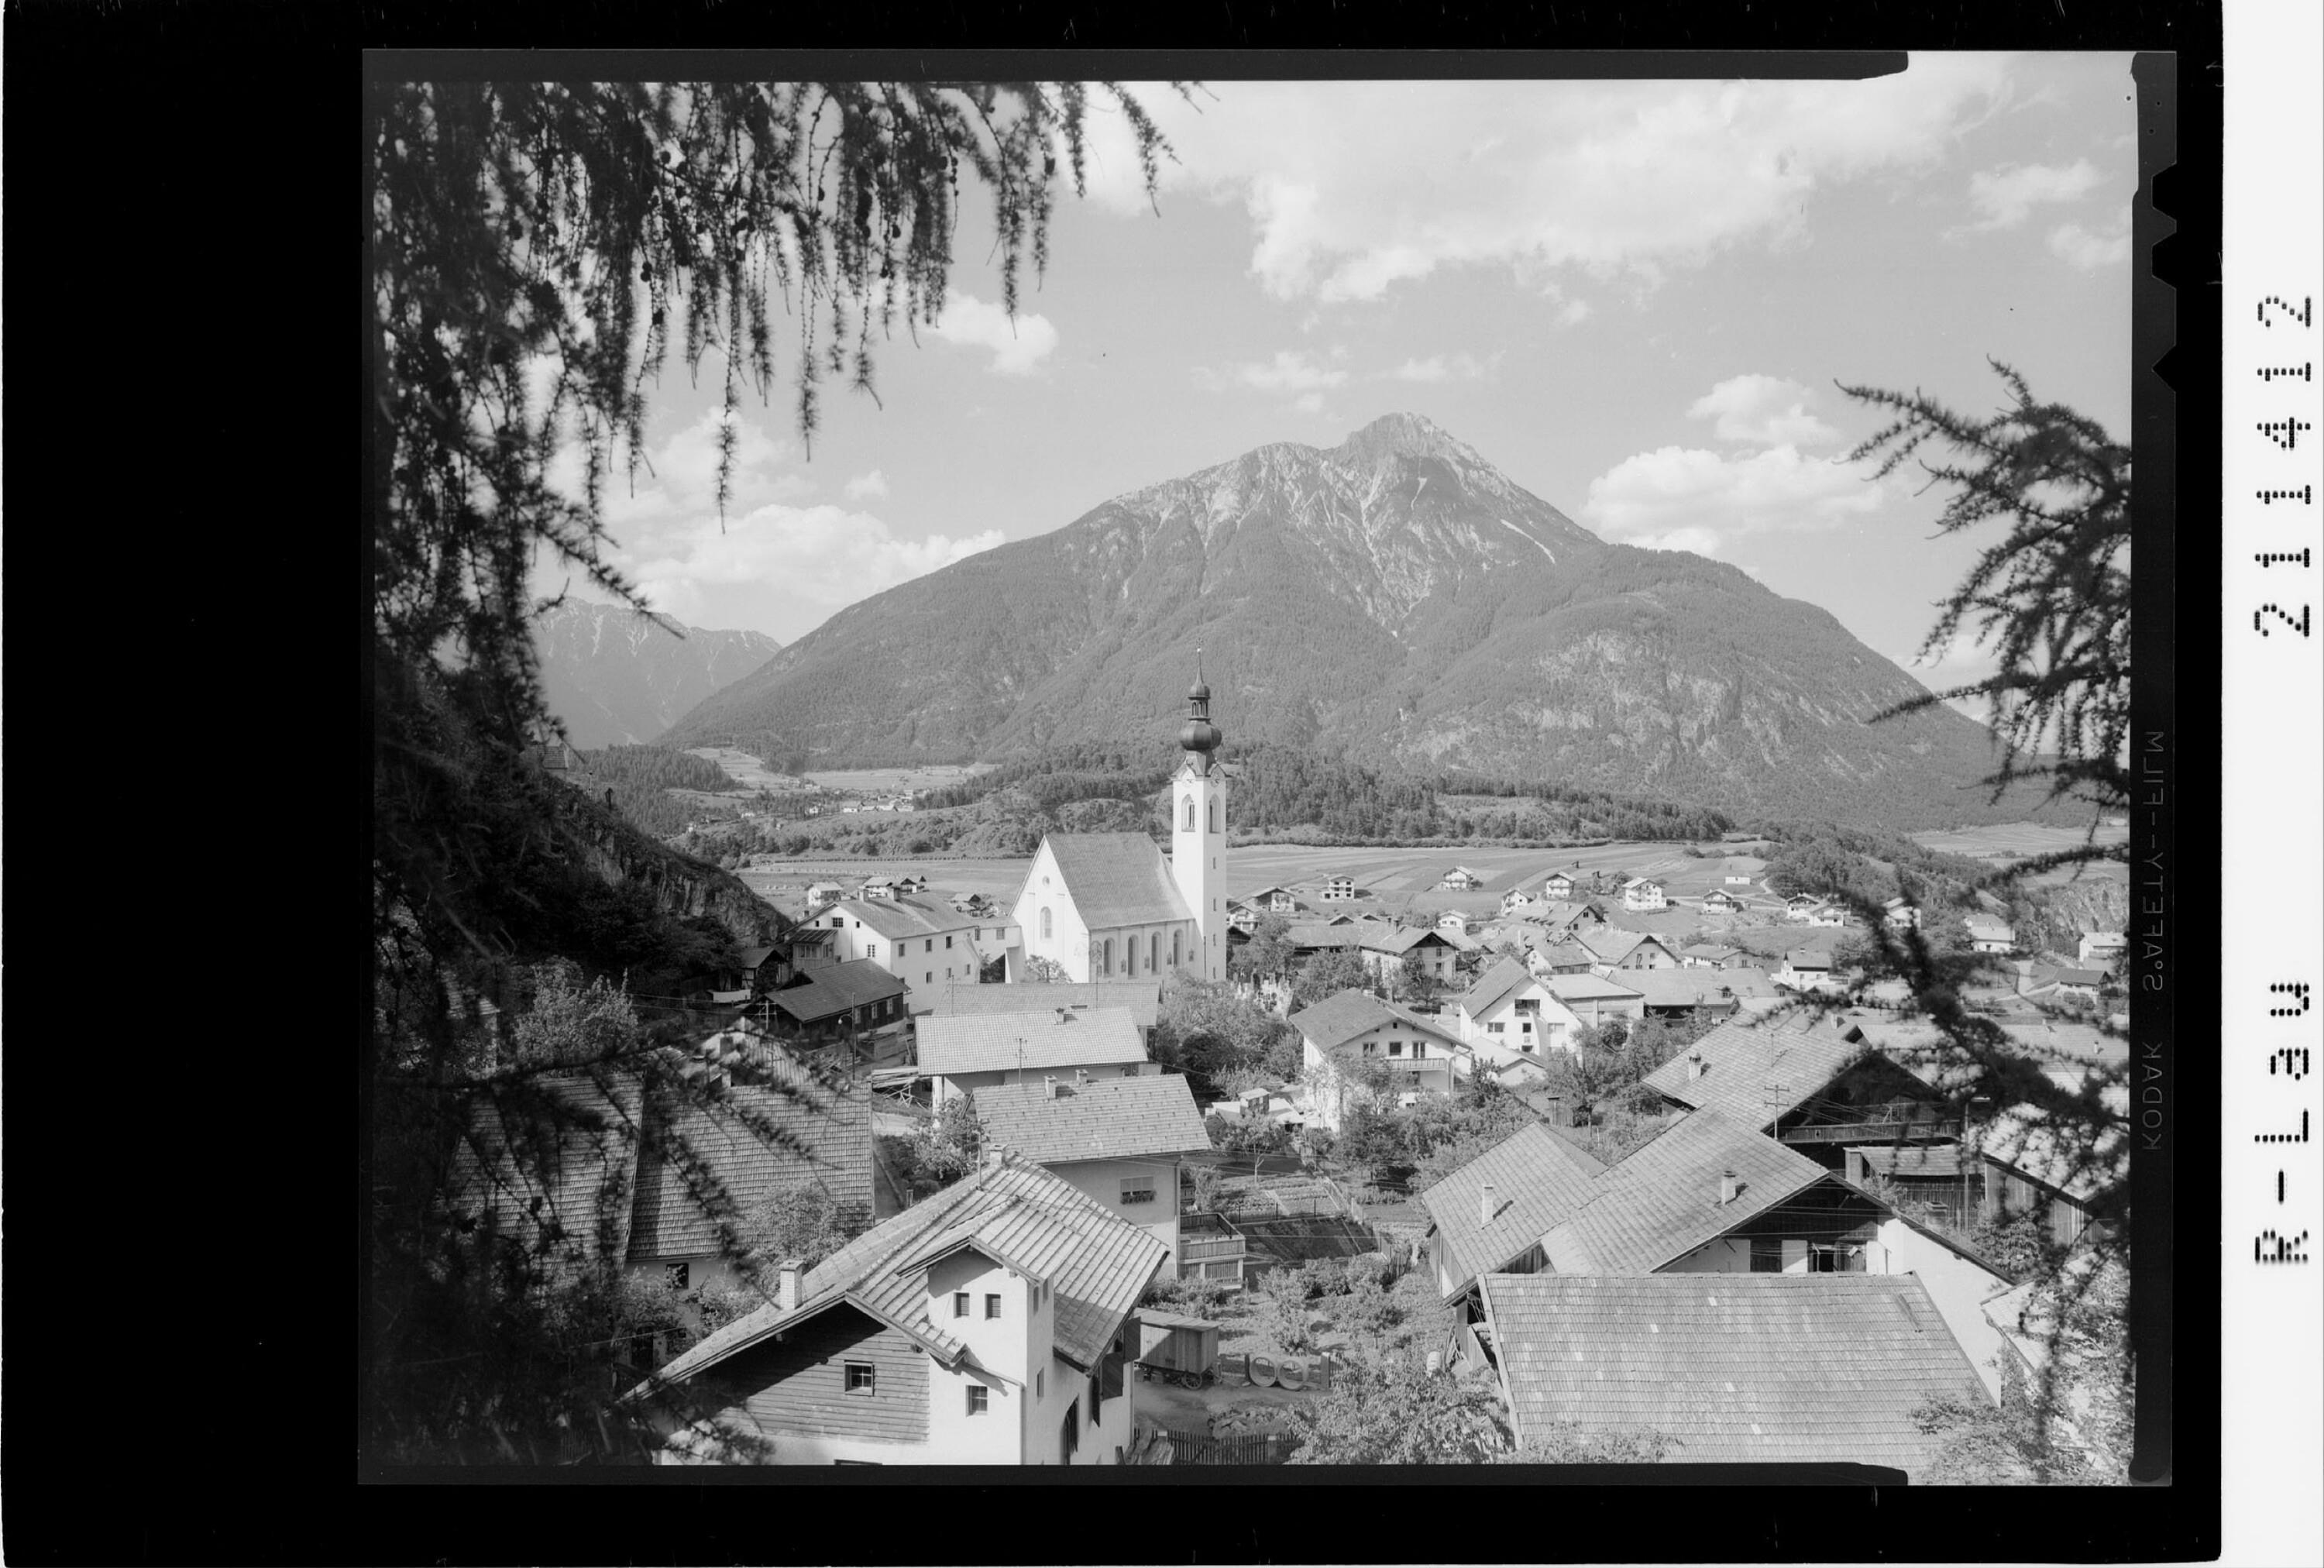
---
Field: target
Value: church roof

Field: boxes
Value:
[1037,833,1195,931]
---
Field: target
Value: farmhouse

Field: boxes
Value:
[1531,941,1596,977]
[2078,931,2129,968]
[1965,916,2017,954]
[1245,885,1306,915]
[975,1072,1215,1273]
[1575,928,1680,974]
[1453,957,1587,1064]
[1353,922,1463,989]
[1775,947,1844,994]
[1541,871,1576,901]
[624,1153,1163,1466]
[1437,866,1487,891]
[767,961,910,1044]
[1784,893,1826,921]
[1010,676,1229,985]
[916,1007,1150,1106]
[1290,989,1466,1133]
[1700,888,1745,914]
[1641,1020,1954,1157]
[1415,1122,1607,1308]
[1479,1273,1989,1480]
[1807,905,1852,928]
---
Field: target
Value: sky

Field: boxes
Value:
[534,57,2138,706]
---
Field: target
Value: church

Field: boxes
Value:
[1006,671,1229,985]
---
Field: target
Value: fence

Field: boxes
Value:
[1162,1428,1294,1465]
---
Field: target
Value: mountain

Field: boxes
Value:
[661,413,2021,830]
[534,601,782,751]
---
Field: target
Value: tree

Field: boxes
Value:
[1286,1351,1513,1464]
[1291,947,1372,1010]
[1228,912,1298,986]
[1157,976,1300,1088]
[1396,948,1448,1009]
[1018,954,1072,985]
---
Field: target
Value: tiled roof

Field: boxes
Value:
[1037,833,1195,930]
[1284,920,1370,951]
[1537,942,1596,970]
[916,1007,1149,1078]
[1481,1273,1987,1476]
[737,943,779,969]
[445,1073,646,1276]
[1287,989,1459,1054]
[924,982,1161,1032]
[975,1073,1212,1166]
[1356,923,1450,957]
[637,1154,1168,1400]
[1576,928,1654,965]
[1855,1143,1964,1178]
[2051,968,2108,987]
[1785,947,1835,969]
[1455,956,1536,1018]
[770,960,907,1022]
[1682,944,1741,961]
[1416,1123,1607,1297]
[828,895,976,942]
[1639,1019,1869,1128]
[1626,969,1747,1009]
[1540,1107,1831,1274]
[627,1072,874,1262]
[1545,974,1645,1005]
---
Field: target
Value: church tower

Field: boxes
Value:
[1171,657,1228,981]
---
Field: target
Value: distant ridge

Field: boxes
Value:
[662,414,2019,830]
[535,600,782,751]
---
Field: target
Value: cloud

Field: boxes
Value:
[1235,349,1349,394]
[546,404,812,528]
[922,289,1059,374]
[1686,374,1838,447]
[2047,219,2130,270]
[1965,159,2104,230]
[1582,443,1885,550]
[844,469,889,500]
[1067,64,2015,304]
[1291,391,1327,414]
[1383,352,1501,384]
[617,504,1006,627]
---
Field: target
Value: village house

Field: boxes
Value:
[1969,1081,2128,1250]
[1640,1019,1957,1162]
[1575,928,1681,975]
[1498,885,1535,913]
[1623,968,1749,1024]
[1436,910,1476,936]
[804,879,847,908]
[766,961,911,1047]
[1784,892,1826,921]
[1543,972,1647,1027]
[1700,888,1745,915]
[2029,967,2109,1007]
[1290,989,1466,1133]
[1621,877,1668,913]
[1452,958,1587,1064]
[624,1153,1163,1466]
[920,981,1163,1050]
[1679,942,1745,969]
[1425,1107,2016,1398]
[1541,871,1576,901]
[1478,1272,1991,1480]
[2078,931,2129,969]
[1316,875,1358,903]
[1883,896,1923,930]
[1437,865,1487,891]
[1806,904,1852,928]
[1965,916,2018,954]
[1245,885,1306,915]
[916,1006,1151,1107]
[975,1071,1222,1278]
[1416,1123,1607,1307]
[1844,1143,1975,1233]
[1354,922,1464,991]
[1534,899,1611,942]
[1775,947,1845,994]
[811,895,987,994]
[1529,941,1596,977]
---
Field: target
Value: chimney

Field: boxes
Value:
[1718,1170,1740,1205]
[776,1260,804,1312]
[1075,1068,1090,1087]
[1045,1074,1060,1099]
[1480,1182,1497,1226]
[1687,1051,1707,1081]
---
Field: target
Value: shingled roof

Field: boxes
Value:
[1416,1123,1607,1299]
[1035,833,1195,930]
[445,1073,646,1277]
[975,1073,1212,1166]
[924,982,1162,1033]
[1539,1107,1831,1274]
[826,895,976,942]
[1287,989,1459,1055]
[1455,956,1536,1017]
[1576,928,1656,965]
[768,959,908,1023]
[633,1154,1167,1401]
[1480,1272,1988,1477]
[627,1074,874,1263]
[1545,973,1645,1006]
[1640,1019,1871,1128]
[916,1007,1148,1079]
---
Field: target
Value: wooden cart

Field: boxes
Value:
[1134,1310,1222,1390]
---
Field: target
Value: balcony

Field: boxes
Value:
[1780,1117,1961,1146]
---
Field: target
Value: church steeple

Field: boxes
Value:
[1171,650,1227,982]
[1178,649,1222,775]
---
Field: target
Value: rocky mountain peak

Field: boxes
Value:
[1332,411,1480,466]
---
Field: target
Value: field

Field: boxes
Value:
[737,855,1033,910]
[683,747,811,792]
[1909,820,2130,865]
[803,764,995,795]
[1223,841,1761,903]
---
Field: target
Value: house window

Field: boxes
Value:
[1037,1369,1044,1399]
[966,1386,989,1416]
[1810,1245,1851,1274]
[1089,1371,1102,1420]
[830,916,844,927]
[946,934,954,948]
[985,1293,1002,1319]
[665,1262,689,1290]
[1411,1040,1425,1058]
[953,1291,971,1318]
[1041,908,1052,940]
[1120,1176,1156,1205]
[1184,798,1195,830]
[1361,1041,1376,1056]
[866,941,880,959]
[1388,1040,1404,1057]
[1486,1022,1505,1035]
[926,972,933,985]
[926,938,935,953]
[1750,1238,1783,1274]
[844,1361,876,1394]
